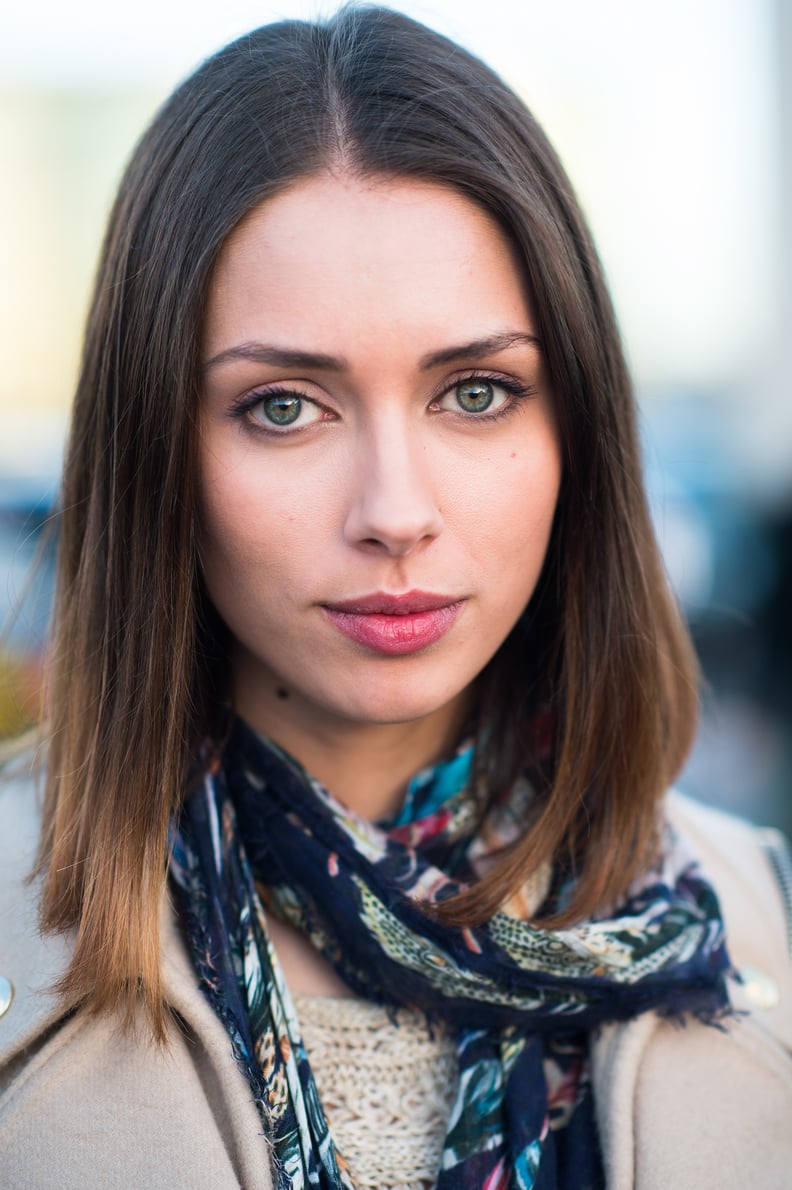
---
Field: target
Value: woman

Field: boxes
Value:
[1,7,790,1188]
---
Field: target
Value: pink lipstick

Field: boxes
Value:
[322,591,463,655]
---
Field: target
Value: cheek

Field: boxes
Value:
[451,433,561,571]
[198,456,279,603]
[197,449,343,607]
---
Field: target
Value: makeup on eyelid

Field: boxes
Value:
[226,372,540,436]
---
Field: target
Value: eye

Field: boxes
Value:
[437,378,511,416]
[246,390,325,431]
[455,380,498,413]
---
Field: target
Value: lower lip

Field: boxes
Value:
[323,602,463,655]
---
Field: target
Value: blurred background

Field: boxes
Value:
[1,0,790,833]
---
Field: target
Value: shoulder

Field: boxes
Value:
[666,789,792,1017]
[0,760,272,1188]
[0,758,69,1064]
[666,789,791,928]
[593,791,792,1190]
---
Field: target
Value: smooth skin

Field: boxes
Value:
[199,173,562,823]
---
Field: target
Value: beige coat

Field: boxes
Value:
[1,768,791,1189]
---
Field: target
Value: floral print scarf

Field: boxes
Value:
[170,716,731,1189]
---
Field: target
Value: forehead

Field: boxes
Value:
[202,173,535,363]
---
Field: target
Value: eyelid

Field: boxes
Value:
[232,382,330,433]
[431,370,538,411]
[229,368,538,431]
[232,380,313,410]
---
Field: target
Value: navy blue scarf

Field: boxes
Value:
[171,717,730,1189]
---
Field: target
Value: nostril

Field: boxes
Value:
[343,463,444,556]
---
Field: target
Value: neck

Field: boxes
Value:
[231,682,472,821]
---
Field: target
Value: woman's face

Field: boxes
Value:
[199,174,561,743]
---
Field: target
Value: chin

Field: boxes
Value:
[327,674,472,729]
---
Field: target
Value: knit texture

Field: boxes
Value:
[294,995,457,1190]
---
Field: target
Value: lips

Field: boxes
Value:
[325,591,459,615]
[321,590,464,655]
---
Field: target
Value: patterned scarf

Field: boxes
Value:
[170,716,731,1190]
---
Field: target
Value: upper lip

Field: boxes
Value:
[323,590,462,615]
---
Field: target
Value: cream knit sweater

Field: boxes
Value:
[295,994,457,1189]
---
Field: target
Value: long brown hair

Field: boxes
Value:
[37,5,698,1037]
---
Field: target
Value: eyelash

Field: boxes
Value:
[432,373,538,422]
[230,372,538,436]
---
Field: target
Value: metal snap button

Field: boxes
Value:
[0,976,13,1018]
[740,965,780,1010]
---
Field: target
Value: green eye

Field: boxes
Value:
[247,390,326,433]
[263,394,302,425]
[456,381,494,413]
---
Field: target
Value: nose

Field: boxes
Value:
[343,419,443,556]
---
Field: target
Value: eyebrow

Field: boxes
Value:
[419,332,542,369]
[201,330,542,374]
[202,343,347,373]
